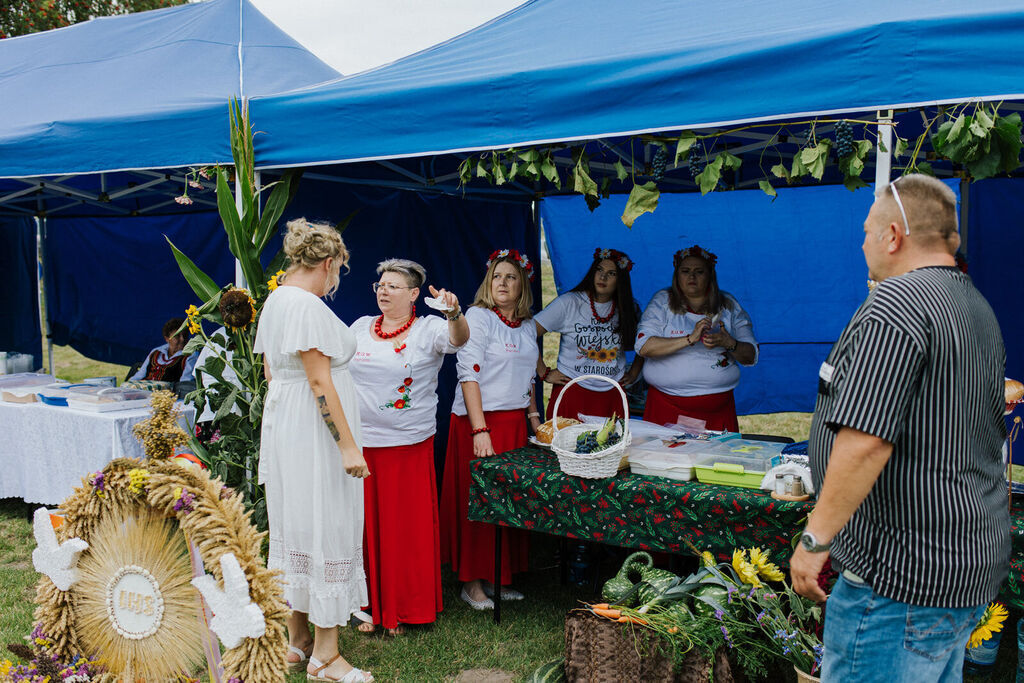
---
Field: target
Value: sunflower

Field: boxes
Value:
[748,547,785,582]
[968,602,1009,649]
[267,269,285,292]
[220,287,256,332]
[596,348,610,362]
[732,549,761,587]
[184,304,201,334]
[586,349,598,359]
[608,348,618,360]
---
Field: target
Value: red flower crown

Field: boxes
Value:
[674,244,717,268]
[487,249,536,281]
[593,247,634,272]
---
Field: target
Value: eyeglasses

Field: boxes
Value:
[372,282,412,293]
[889,180,911,236]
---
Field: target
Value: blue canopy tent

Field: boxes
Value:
[242,0,1024,415]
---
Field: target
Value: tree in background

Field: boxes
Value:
[0,0,186,39]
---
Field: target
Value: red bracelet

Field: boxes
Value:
[540,367,551,381]
[471,427,491,436]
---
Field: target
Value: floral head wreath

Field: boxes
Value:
[593,247,634,272]
[487,248,536,281]
[674,244,718,268]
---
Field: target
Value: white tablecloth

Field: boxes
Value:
[0,401,195,505]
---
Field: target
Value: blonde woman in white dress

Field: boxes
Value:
[254,218,373,683]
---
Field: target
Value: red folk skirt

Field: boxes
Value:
[546,382,624,421]
[362,437,442,629]
[440,410,529,585]
[643,386,740,432]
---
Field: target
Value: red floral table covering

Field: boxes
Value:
[467,446,814,564]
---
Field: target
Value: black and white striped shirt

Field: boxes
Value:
[809,266,1010,608]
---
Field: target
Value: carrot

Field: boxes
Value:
[592,607,622,619]
[590,603,610,610]
[667,626,679,634]
[617,615,648,625]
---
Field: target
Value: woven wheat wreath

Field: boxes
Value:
[31,391,288,682]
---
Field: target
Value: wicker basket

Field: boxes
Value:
[551,374,631,479]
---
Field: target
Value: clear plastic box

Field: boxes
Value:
[66,386,152,412]
[693,439,786,489]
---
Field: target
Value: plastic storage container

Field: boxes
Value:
[0,373,57,403]
[693,439,786,489]
[627,436,707,481]
[65,386,152,412]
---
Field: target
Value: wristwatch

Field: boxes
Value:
[799,531,831,553]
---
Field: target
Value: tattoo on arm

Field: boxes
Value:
[316,394,342,442]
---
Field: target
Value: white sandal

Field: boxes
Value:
[307,654,374,683]
[288,643,313,673]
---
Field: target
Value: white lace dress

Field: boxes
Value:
[254,285,367,627]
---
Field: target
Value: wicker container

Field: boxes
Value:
[563,610,735,682]
[550,375,631,479]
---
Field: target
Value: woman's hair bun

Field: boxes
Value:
[283,218,348,270]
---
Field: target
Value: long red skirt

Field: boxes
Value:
[440,410,529,584]
[643,386,740,432]
[546,382,625,421]
[362,437,442,628]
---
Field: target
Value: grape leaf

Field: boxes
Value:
[620,181,660,227]
[614,160,629,182]
[573,162,598,197]
[718,151,742,171]
[894,138,909,159]
[541,156,560,187]
[696,156,724,195]
[674,132,697,164]
[843,175,869,192]
[770,163,791,181]
[758,180,777,199]
[492,158,507,186]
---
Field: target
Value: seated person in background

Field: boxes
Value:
[125,318,198,387]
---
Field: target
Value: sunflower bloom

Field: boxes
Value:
[968,602,1009,649]
[267,269,285,292]
[749,547,786,582]
[185,304,201,334]
[732,549,761,587]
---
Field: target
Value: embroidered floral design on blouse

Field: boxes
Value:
[382,377,414,410]
[712,353,731,369]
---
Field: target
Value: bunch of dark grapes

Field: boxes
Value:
[651,146,668,181]
[834,120,855,159]
[689,146,705,179]
[575,431,600,454]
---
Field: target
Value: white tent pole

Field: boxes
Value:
[234,174,245,287]
[875,109,894,187]
[36,216,53,374]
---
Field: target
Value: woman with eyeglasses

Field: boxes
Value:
[534,247,643,420]
[635,245,758,432]
[348,259,468,636]
[440,249,541,610]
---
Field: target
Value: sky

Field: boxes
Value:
[248,0,525,75]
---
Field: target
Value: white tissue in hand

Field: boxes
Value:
[191,552,265,649]
[424,296,454,312]
[32,507,88,591]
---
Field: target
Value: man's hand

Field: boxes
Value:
[790,545,829,603]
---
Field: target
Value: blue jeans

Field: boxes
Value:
[822,574,985,682]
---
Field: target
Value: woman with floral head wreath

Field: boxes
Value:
[635,245,758,432]
[348,258,469,636]
[254,219,373,682]
[534,247,643,420]
[440,248,541,610]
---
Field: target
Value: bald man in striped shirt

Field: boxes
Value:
[792,174,1010,681]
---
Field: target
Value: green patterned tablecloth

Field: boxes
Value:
[467,447,814,563]
[999,500,1024,610]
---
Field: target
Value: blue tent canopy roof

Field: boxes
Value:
[249,0,1024,169]
[0,0,339,178]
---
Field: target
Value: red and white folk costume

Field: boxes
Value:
[440,306,538,585]
[349,315,463,630]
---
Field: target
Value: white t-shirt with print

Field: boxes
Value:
[350,315,463,447]
[451,306,539,415]
[534,291,626,392]
[635,289,758,397]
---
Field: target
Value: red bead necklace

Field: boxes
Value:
[589,295,616,324]
[375,306,416,339]
[491,306,522,328]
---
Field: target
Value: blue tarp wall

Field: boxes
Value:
[0,218,42,368]
[538,179,1024,415]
